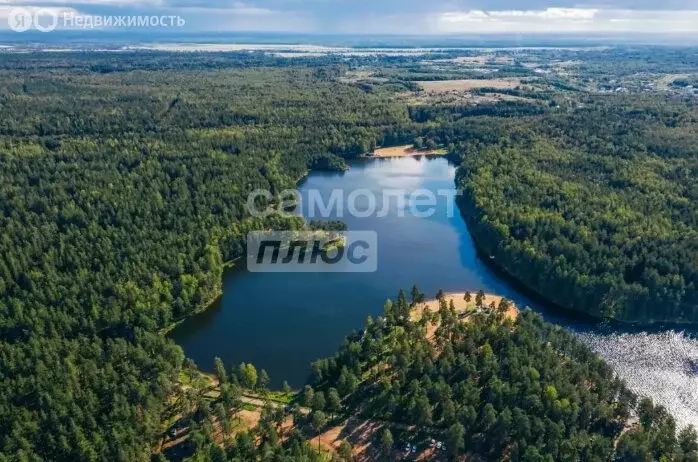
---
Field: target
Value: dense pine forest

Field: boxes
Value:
[0,49,698,460]
[298,290,698,461]
[0,53,414,460]
[453,96,698,324]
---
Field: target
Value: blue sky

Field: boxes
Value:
[3,0,698,34]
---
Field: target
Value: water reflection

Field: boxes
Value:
[578,330,698,427]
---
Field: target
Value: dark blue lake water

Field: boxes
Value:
[171,156,698,427]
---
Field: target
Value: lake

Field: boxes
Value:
[171,156,698,427]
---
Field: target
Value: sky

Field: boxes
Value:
[2,0,698,35]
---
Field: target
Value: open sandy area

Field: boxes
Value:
[370,145,445,158]
[412,292,519,340]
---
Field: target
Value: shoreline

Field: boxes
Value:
[162,169,313,337]
[165,156,698,347]
[455,191,698,329]
[160,288,225,336]
[368,144,447,158]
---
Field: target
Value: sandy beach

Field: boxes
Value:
[370,145,446,158]
[411,291,519,333]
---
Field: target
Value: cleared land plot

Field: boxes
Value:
[417,78,521,93]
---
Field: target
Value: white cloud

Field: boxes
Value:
[486,8,599,20]
[0,5,78,17]
[441,11,489,23]
[442,8,599,24]
[435,8,698,33]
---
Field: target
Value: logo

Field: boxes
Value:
[247,231,378,273]
[6,10,186,32]
[246,188,460,219]
[33,9,59,32]
[8,8,34,32]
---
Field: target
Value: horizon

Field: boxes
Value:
[2,1,698,42]
[3,30,698,47]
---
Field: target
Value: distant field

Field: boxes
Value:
[433,56,514,65]
[417,78,521,93]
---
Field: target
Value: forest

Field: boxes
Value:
[0,53,415,460]
[453,95,698,323]
[1,48,698,460]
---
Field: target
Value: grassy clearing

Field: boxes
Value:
[241,402,258,412]
[242,389,297,405]
[265,390,296,404]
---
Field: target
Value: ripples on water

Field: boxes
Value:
[577,328,698,428]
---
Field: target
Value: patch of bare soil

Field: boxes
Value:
[313,417,386,461]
